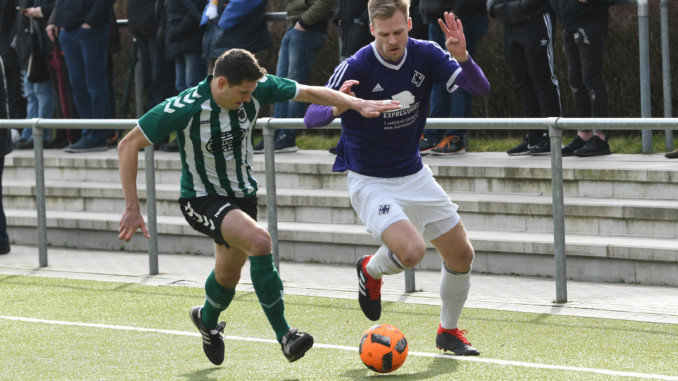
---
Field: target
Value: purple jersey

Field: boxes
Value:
[305,38,489,178]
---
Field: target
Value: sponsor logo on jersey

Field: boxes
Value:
[206,130,242,154]
[411,70,425,87]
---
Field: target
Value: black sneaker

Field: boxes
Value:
[574,135,611,157]
[357,255,382,321]
[419,135,437,156]
[666,149,678,159]
[562,135,586,157]
[431,135,465,156]
[435,324,480,356]
[0,244,9,254]
[528,136,551,156]
[160,140,179,152]
[14,138,34,150]
[253,139,264,154]
[281,328,314,362]
[274,134,299,153]
[189,306,226,365]
[506,138,532,156]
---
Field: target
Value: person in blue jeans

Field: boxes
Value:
[419,0,488,156]
[254,0,335,153]
[13,3,55,149]
[46,0,115,153]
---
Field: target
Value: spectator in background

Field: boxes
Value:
[201,0,269,74]
[164,0,206,92]
[0,11,14,254]
[13,1,56,150]
[254,0,335,153]
[128,0,174,110]
[334,0,370,62]
[487,0,561,156]
[419,0,488,156]
[45,0,116,153]
[1,0,27,121]
[550,0,611,157]
[408,0,428,40]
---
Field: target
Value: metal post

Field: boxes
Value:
[638,0,653,153]
[405,268,416,293]
[549,118,567,303]
[263,118,280,270]
[32,119,47,267]
[660,0,673,151]
[144,146,158,275]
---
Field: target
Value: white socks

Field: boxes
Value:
[366,245,407,279]
[439,262,471,330]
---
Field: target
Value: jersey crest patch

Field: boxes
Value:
[411,71,425,87]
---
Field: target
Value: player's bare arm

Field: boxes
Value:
[117,126,152,242]
[438,11,468,62]
[294,84,399,118]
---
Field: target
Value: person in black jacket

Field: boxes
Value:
[45,0,116,153]
[551,0,611,157]
[334,0,370,62]
[13,0,56,149]
[164,0,207,92]
[419,0,488,156]
[487,0,561,156]
[0,34,14,254]
[0,0,26,122]
[128,0,174,110]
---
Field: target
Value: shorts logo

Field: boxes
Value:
[412,71,425,87]
[183,202,215,231]
[378,204,391,215]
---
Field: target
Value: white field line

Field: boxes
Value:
[1,315,676,380]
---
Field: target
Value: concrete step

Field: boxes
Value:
[5,209,677,286]
[5,180,678,239]
[5,150,678,199]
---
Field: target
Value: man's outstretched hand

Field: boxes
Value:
[335,80,400,117]
[118,207,150,242]
[438,11,468,62]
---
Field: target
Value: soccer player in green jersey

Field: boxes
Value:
[117,49,399,365]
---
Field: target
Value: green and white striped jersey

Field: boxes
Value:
[138,74,299,198]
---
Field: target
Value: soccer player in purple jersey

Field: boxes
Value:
[304,0,489,355]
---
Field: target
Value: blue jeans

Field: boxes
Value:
[425,15,488,143]
[175,53,206,92]
[21,70,54,141]
[59,26,112,144]
[274,27,326,141]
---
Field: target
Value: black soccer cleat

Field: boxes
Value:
[281,328,314,362]
[357,255,382,321]
[436,324,480,356]
[189,306,226,365]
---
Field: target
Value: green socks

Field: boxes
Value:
[249,254,290,343]
[201,270,236,330]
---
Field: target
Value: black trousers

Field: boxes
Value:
[503,13,561,143]
[563,19,609,133]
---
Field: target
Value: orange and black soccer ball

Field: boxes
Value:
[359,324,409,373]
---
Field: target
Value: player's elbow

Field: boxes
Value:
[476,80,490,96]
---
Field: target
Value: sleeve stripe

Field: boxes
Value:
[327,60,349,89]
[446,67,462,92]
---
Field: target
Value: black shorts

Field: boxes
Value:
[178,195,257,247]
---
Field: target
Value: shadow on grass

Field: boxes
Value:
[179,367,221,380]
[341,357,459,379]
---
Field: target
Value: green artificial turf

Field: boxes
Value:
[1,275,676,380]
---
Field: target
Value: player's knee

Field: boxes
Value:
[247,228,272,256]
[397,241,426,268]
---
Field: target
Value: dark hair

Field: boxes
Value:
[368,0,410,24]
[213,49,267,86]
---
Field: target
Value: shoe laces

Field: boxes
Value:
[439,326,471,345]
[435,135,461,149]
[210,321,226,336]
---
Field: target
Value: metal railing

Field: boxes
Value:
[1,117,677,302]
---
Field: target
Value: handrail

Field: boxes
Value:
[2,117,678,303]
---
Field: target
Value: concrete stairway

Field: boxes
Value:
[3,149,677,285]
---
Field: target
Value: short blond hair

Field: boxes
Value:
[368,0,410,24]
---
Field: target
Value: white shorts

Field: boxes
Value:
[347,165,460,241]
